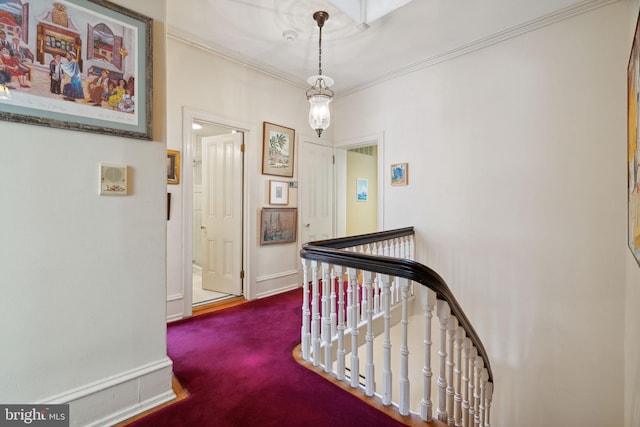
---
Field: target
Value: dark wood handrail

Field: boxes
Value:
[300,227,493,383]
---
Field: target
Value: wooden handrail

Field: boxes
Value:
[300,226,493,383]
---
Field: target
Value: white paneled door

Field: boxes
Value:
[201,133,243,295]
[300,140,334,244]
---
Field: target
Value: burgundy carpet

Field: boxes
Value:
[128,288,406,427]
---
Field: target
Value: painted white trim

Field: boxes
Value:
[168,29,306,91]
[180,108,257,318]
[90,389,175,427]
[167,0,617,98]
[38,357,173,404]
[166,293,184,302]
[256,269,299,283]
[256,284,300,299]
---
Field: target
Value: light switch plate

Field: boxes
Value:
[99,163,128,196]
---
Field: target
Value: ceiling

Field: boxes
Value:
[167,0,612,96]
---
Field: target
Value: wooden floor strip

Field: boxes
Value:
[292,344,449,427]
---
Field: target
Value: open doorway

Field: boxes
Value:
[191,121,244,306]
[335,134,385,237]
[186,119,245,309]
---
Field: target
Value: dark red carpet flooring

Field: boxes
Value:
[128,288,406,427]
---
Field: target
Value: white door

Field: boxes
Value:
[201,133,243,295]
[300,140,334,244]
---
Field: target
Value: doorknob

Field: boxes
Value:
[305,223,310,228]
[200,225,207,230]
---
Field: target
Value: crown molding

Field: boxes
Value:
[340,0,620,97]
[168,27,309,90]
[168,0,620,98]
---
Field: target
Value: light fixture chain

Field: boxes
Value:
[318,25,323,76]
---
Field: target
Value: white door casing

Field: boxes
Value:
[300,140,334,244]
[201,133,243,295]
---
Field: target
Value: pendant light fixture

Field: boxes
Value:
[306,11,334,137]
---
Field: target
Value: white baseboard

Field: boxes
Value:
[255,283,300,299]
[39,358,175,427]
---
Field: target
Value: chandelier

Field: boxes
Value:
[306,11,334,137]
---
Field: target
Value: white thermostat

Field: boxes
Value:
[100,163,128,196]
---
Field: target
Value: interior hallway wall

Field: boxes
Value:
[165,35,327,319]
[0,1,172,425]
[333,3,627,426]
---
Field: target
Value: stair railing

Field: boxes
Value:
[300,227,493,426]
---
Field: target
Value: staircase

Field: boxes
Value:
[299,227,493,426]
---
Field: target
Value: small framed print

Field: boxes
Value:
[357,178,368,201]
[269,180,289,205]
[167,150,180,185]
[391,163,408,186]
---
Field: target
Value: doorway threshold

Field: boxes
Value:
[192,295,246,317]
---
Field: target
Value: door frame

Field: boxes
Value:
[299,133,336,245]
[181,107,252,318]
[334,132,385,236]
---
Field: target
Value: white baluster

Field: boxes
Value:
[479,368,488,427]
[383,239,390,257]
[349,267,360,388]
[330,268,337,338]
[321,263,332,373]
[467,347,478,426]
[379,274,393,406]
[301,258,311,361]
[421,288,437,421]
[436,300,451,422]
[346,268,354,328]
[408,234,415,260]
[474,356,484,427]
[363,270,375,396]
[373,276,380,315]
[335,266,346,381]
[311,261,321,366]
[398,277,410,416]
[485,381,493,427]
[447,316,458,425]
[462,338,472,427]
[454,326,465,426]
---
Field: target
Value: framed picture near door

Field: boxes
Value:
[260,208,297,245]
[262,122,295,177]
[167,150,180,184]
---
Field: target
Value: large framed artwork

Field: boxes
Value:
[260,207,297,245]
[0,0,153,139]
[629,12,640,267]
[262,121,295,177]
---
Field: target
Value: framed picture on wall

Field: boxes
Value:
[391,163,408,186]
[260,207,297,245]
[628,12,640,267]
[0,0,153,139]
[262,122,295,177]
[357,178,368,201]
[167,150,180,185]
[269,180,289,205]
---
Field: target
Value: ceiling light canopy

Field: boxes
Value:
[306,11,334,138]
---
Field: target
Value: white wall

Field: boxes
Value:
[0,1,172,425]
[334,3,628,426]
[165,36,321,319]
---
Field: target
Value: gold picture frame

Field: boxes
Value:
[391,163,408,186]
[260,207,297,245]
[167,150,180,185]
[262,122,295,177]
